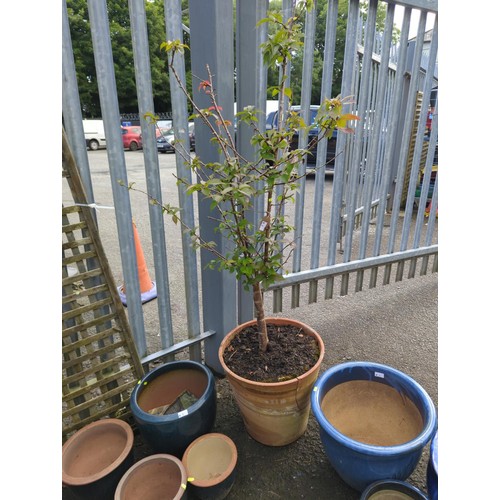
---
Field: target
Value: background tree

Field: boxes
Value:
[67,0,191,118]
[67,0,395,118]
[266,0,398,105]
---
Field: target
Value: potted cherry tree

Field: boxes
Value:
[129,2,358,446]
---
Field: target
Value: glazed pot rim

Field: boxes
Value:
[115,453,187,499]
[310,361,437,456]
[132,360,214,422]
[430,429,438,473]
[62,418,134,486]
[218,317,325,387]
[182,433,238,487]
[361,479,427,498]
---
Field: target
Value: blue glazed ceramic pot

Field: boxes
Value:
[360,479,428,499]
[311,361,437,492]
[427,430,438,500]
[130,360,217,458]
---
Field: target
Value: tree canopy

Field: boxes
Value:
[266,0,395,105]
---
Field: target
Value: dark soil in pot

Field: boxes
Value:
[222,323,320,382]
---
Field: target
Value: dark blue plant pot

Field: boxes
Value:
[310,361,437,492]
[63,452,134,500]
[130,360,217,458]
[360,479,428,499]
[427,430,438,500]
[62,419,135,500]
[182,433,238,500]
[115,454,187,500]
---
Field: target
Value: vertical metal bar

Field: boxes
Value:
[280,0,293,112]
[273,0,292,312]
[408,256,417,279]
[308,0,338,303]
[358,2,396,259]
[375,68,394,191]
[292,1,317,305]
[63,1,113,341]
[128,0,175,354]
[86,0,147,356]
[413,99,438,248]
[327,0,360,267]
[387,9,427,253]
[188,0,236,374]
[373,6,411,257]
[235,0,269,323]
[165,0,202,361]
[424,173,438,245]
[62,0,95,206]
[343,0,377,272]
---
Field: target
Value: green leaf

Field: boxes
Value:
[256,17,272,28]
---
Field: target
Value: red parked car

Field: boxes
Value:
[121,126,142,151]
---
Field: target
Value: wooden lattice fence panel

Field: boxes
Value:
[400,91,429,208]
[62,128,144,442]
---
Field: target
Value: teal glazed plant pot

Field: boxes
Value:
[310,361,437,492]
[130,360,217,458]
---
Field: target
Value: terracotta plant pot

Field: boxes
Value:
[62,418,134,500]
[130,360,217,457]
[311,361,437,492]
[115,454,187,500]
[182,433,237,499]
[218,317,325,446]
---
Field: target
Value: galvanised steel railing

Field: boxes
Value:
[62,0,438,373]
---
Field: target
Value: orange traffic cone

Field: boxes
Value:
[118,221,157,306]
[424,201,437,218]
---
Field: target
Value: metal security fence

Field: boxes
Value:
[62,0,438,373]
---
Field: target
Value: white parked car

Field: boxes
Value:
[82,119,106,150]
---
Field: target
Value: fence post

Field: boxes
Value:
[235,0,269,323]
[188,0,237,373]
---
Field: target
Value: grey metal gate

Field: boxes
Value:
[62,0,438,373]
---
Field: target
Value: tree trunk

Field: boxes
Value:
[252,282,268,352]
